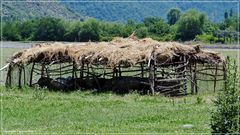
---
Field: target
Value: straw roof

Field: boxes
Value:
[9,37,224,68]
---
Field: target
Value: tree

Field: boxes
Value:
[33,18,65,41]
[136,27,148,38]
[176,9,206,41]
[148,19,170,36]
[3,21,21,41]
[19,20,37,40]
[64,21,82,41]
[167,8,181,25]
[79,19,100,42]
[143,17,163,27]
[211,57,240,133]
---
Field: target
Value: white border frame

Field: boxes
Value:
[0,0,239,134]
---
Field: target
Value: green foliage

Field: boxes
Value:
[3,22,21,41]
[176,9,206,41]
[19,20,37,40]
[167,8,181,25]
[79,19,100,42]
[211,57,240,133]
[63,21,82,41]
[33,18,65,41]
[148,19,170,36]
[2,9,239,43]
[136,27,148,38]
[196,34,216,43]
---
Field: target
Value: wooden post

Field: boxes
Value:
[90,66,101,90]
[80,63,84,79]
[29,62,35,87]
[194,62,198,94]
[6,65,12,87]
[213,65,218,92]
[189,64,194,94]
[23,66,26,85]
[18,66,22,88]
[183,56,187,95]
[149,53,156,95]
[72,61,76,79]
[41,63,45,77]
[118,65,121,77]
[141,63,144,78]
[87,63,89,78]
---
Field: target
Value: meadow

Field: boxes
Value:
[0,44,239,134]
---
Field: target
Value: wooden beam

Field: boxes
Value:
[213,65,218,92]
[23,66,26,85]
[141,63,144,78]
[149,53,156,95]
[18,66,22,88]
[29,62,35,87]
[5,65,12,87]
[189,64,194,94]
[118,65,121,77]
[183,56,187,95]
[194,62,198,94]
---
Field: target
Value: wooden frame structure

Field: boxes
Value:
[5,53,226,96]
[3,37,226,96]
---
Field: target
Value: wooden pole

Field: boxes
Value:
[118,65,121,77]
[194,62,198,94]
[18,66,22,88]
[41,63,45,77]
[72,61,76,79]
[183,56,187,95]
[190,64,194,94]
[149,53,155,95]
[29,62,35,87]
[80,63,84,79]
[23,66,26,85]
[141,63,144,78]
[87,63,89,78]
[90,66,101,90]
[6,65,12,87]
[213,65,218,92]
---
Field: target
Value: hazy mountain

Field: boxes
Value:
[2,0,238,22]
[61,1,238,22]
[2,1,85,21]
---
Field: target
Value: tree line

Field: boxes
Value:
[1,9,239,43]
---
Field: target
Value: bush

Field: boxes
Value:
[210,57,240,133]
[196,34,216,43]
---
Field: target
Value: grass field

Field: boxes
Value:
[0,45,239,134]
[1,86,215,134]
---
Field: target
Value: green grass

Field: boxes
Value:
[1,86,215,134]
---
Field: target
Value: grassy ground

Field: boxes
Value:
[1,86,215,134]
[0,45,239,134]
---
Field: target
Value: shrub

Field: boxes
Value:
[196,34,216,43]
[210,57,240,133]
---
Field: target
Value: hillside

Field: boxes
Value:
[61,1,238,22]
[2,1,85,21]
[2,1,238,22]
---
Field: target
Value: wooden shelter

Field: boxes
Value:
[3,37,226,96]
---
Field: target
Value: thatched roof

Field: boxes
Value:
[8,37,224,68]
